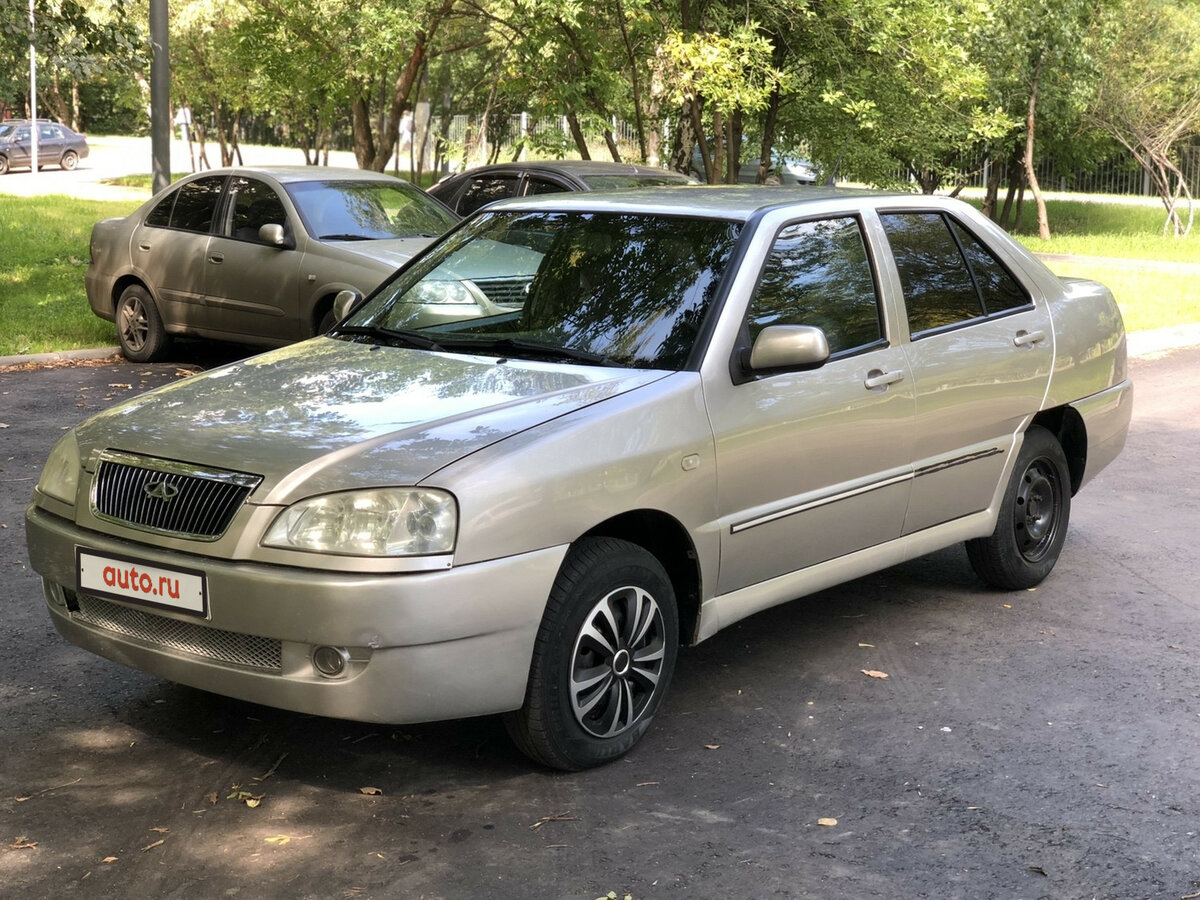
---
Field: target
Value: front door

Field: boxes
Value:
[706,215,916,595]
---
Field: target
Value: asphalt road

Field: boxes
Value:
[1,344,1198,900]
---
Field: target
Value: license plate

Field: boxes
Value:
[77,549,208,617]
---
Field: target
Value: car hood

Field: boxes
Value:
[73,338,667,505]
[325,236,437,270]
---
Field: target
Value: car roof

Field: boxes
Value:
[172,166,414,186]
[486,184,966,220]
[440,159,694,181]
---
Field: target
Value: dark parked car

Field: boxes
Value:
[0,119,89,174]
[30,188,1131,769]
[428,159,695,216]
[85,166,459,361]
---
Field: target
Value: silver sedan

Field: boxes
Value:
[85,166,459,361]
[30,187,1132,769]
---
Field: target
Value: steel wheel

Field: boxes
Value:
[967,425,1071,590]
[569,584,667,738]
[1011,457,1064,563]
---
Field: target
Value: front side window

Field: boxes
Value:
[345,210,742,370]
[747,216,883,355]
[225,177,288,242]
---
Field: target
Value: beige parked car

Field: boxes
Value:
[29,187,1132,769]
[85,167,459,361]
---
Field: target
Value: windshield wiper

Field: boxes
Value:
[318,233,375,241]
[334,324,445,351]
[435,337,609,366]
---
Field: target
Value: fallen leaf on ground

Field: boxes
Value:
[705,744,720,750]
[858,642,875,648]
[861,669,889,679]
[140,840,164,852]
[10,837,37,850]
[102,856,118,864]
[150,827,169,834]
[359,786,383,796]
[265,835,291,845]
[817,818,838,827]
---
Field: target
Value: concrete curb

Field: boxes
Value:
[0,347,121,368]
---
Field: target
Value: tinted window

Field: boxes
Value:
[225,176,287,242]
[169,176,226,233]
[950,220,1030,314]
[287,179,457,239]
[525,177,569,196]
[747,217,882,355]
[145,192,176,228]
[458,175,519,215]
[881,212,983,335]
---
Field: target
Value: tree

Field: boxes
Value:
[1088,0,1200,235]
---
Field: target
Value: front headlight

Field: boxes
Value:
[409,279,482,306]
[36,432,81,505]
[263,488,457,556]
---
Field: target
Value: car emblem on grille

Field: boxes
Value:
[144,480,180,502]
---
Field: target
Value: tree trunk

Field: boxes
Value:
[757,86,781,184]
[982,157,1003,220]
[1022,55,1051,240]
[615,0,648,163]
[566,110,590,159]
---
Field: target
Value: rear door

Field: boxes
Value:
[131,175,226,328]
[877,209,1054,533]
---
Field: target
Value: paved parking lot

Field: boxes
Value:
[1,341,1197,898]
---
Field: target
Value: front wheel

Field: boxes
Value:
[504,537,679,770]
[966,425,1071,590]
[116,284,171,362]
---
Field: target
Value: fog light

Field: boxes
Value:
[312,645,349,678]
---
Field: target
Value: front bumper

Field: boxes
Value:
[26,504,566,724]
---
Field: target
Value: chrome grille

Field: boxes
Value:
[473,277,531,306]
[73,592,282,671]
[91,451,261,540]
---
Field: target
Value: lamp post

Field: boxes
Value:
[29,0,38,175]
[150,0,170,193]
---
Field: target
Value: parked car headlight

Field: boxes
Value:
[263,488,457,556]
[410,279,483,306]
[37,432,81,505]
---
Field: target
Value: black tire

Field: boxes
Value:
[61,150,78,171]
[966,425,1071,590]
[0,155,9,176]
[115,284,171,362]
[504,537,679,770]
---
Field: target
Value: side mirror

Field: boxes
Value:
[332,289,365,324]
[746,325,830,372]
[258,223,291,248]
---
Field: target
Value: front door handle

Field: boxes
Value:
[864,368,905,390]
[208,252,225,265]
[1013,329,1046,348]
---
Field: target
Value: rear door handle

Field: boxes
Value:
[137,242,151,251]
[1013,329,1046,348]
[208,252,224,265]
[864,368,905,390]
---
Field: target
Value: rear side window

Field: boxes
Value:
[747,216,883,356]
[881,211,1030,336]
[524,177,570,197]
[166,176,226,233]
[458,175,519,215]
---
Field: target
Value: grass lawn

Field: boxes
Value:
[0,190,1195,358]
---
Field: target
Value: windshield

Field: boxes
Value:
[342,210,742,370]
[285,180,458,241]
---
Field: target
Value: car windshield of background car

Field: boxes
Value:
[286,180,458,241]
[348,210,742,370]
